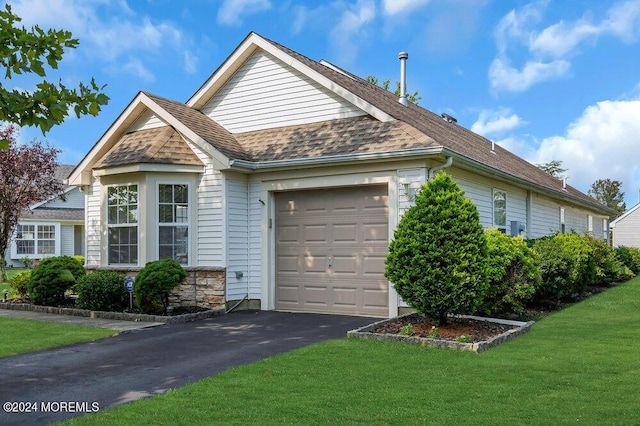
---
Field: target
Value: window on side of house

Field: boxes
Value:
[107,184,138,265]
[15,224,56,256]
[158,183,189,265]
[493,189,507,232]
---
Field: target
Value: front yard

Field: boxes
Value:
[63,277,640,425]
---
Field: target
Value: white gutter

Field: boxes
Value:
[228,147,443,171]
[428,156,453,179]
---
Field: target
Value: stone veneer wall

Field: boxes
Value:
[87,266,226,310]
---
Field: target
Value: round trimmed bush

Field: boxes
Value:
[385,172,488,325]
[134,258,187,314]
[76,271,128,312]
[27,256,86,306]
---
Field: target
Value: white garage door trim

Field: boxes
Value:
[259,173,400,317]
[273,185,389,317]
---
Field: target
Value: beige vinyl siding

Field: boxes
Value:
[86,178,101,267]
[226,178,249,300]
[60,224,75,256]
[612,207,640,247]
[530,194,560,237]
[201,51,366,133]
[564,206,590,234]
[248,180,262,299]
[42,187,84,209]
[397,168,426,218]
[127,110,166,133]
[196,160,225,266]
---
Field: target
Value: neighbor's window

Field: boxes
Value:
[15,224,56,256]
[107,184,138,264]
[158,184,189,265]
[493,189,507,232]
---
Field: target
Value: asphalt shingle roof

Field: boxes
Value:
[94,125,203,168]
[97,33,610,214]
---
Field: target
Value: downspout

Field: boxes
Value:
[428,156,453,179]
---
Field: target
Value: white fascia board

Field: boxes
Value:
[29,186,77,210]
[611,202,640,226]
[140,94,232,170]
[93,163,204,177]
[186,33,395,123]
[66,92,150,187]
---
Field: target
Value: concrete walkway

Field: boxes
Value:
[0,310,375,425]
[0,308,164,332]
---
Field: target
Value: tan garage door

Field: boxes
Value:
[275,185,389,317]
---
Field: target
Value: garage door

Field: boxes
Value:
[275,185,389,317]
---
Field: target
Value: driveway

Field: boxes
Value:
[0,310,375,425]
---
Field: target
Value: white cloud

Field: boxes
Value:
[329,0,376,64]
[529,19,600,58]
[183,51,198,74]
[603,0,640,42]
[489,57,570,92]
[382,0,429,16]
[217,0,272,26]
[471,108,525,136]
[491,0,640,92]
[527,99,640,204]
[10,0,186,82]
[122,58,154,83]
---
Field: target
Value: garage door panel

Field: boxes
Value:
[275,185,389,317]
[303,224,329,243]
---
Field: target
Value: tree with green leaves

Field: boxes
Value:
[0,4,109,149]
[366,75,421,105]
[588,178,626,219]
[536,160,567,178]
[385,172,488,325]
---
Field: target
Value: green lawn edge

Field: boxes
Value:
[0,317,117,358]
[62,278,640,425]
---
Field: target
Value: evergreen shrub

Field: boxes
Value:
[76,270,128,312]
[27,256,86,305]
[134,258,187,314]
[385,172,488,325]
[480,228,540,317]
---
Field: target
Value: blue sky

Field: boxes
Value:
[6,0,640,207]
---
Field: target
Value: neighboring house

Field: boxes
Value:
[67,32,613,318]
[5,164,85,268]
[610,203,640,248]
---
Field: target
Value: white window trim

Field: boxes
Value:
[492,188,507,231]
[11,222,61,259]
[156,181,191,266]
[106,182,139,266]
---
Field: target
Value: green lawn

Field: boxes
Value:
[63,277,640,425]
[0,317,117,357]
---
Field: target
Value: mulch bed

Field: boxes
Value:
[374,313,518,343]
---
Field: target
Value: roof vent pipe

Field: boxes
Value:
[398,52,408,106]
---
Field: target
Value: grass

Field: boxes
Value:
[0,318,117,358]
[63,277,640,425]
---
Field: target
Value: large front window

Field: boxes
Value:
[15,224,55,256]
[107,184,138,264]
[158,184,189,264]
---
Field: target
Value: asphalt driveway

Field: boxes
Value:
[0,310,375,425]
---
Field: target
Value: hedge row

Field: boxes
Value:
[481,231,637,316]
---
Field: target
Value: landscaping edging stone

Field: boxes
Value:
[347,314,535,352]
[0,302,225,324]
